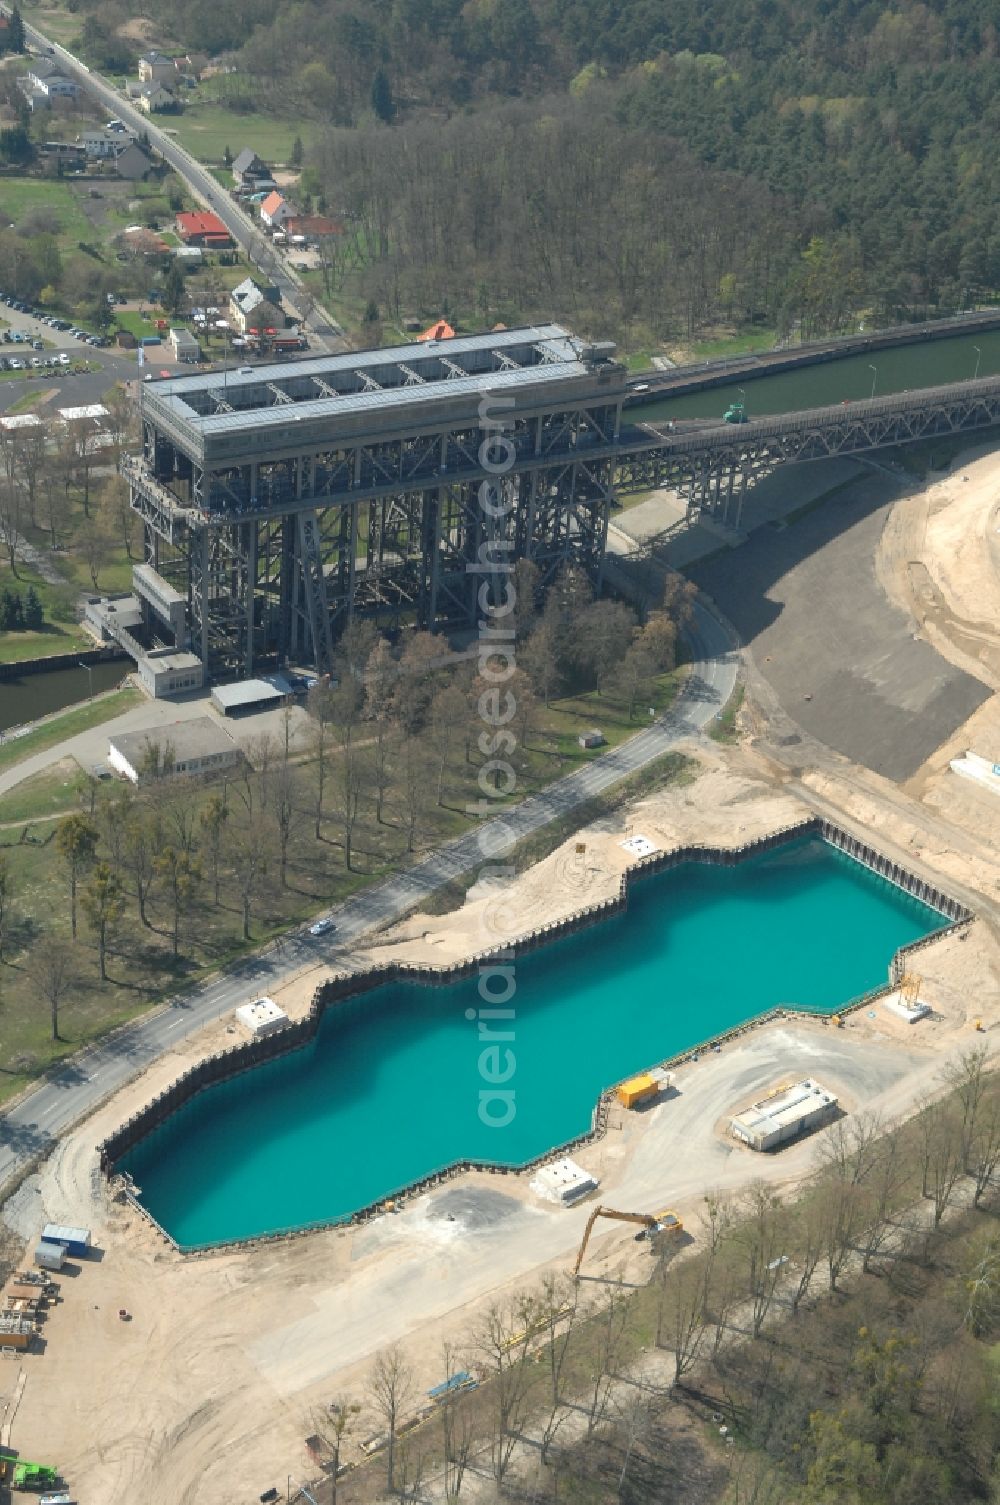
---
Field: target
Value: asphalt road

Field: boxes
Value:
[0,599,737,1194]
[15,18,344,349]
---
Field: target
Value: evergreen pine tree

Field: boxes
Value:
[8,6,25,55]
[371,68,395,123]
[23,585,43,631]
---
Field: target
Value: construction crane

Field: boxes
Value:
[572,1205,682,1279]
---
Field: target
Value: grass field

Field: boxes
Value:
[167,105,310,168]
[690,328,778,360]
[0,757,89,825]
[0,178,94,251]
[0,687,141,774]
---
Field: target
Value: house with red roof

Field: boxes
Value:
[174,211,233,248]
[417,319,456,342]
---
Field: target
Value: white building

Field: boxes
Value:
[730,1079,839,1152]
[259,191,293,230]
[169,327,201,362]
[234,997,289,1040]
[108,716,240,784]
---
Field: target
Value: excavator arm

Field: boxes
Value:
[572,1205,657,1278]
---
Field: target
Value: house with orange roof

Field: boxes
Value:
[417,319,456,342]
[260,191,293,230]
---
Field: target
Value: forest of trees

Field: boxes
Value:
[60,0,998,342]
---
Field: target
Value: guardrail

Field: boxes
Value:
[100,818,971,1255]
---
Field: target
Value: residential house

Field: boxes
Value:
[78,129,120,160]
[259,190,293,230]
[19,60,79,109]
[175,211,233,248]
[231,147,270,189]
[229,276,285,335]
[174,52,209,80]
[138,51,176,86]
[113,142,154,180]
[138,83,178,114]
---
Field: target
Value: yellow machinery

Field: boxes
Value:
[899,974,922,1009]
[572,1204,682,1278]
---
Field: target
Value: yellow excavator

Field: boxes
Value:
[572,1204,683,1278]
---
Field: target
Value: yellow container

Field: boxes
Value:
[616,1073,659,1109]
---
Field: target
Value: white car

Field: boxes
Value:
[308,917,334,937]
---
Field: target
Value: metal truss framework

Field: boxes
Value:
[615,379,1000,525]
[125,348,1000,682]
[130,398,619,682]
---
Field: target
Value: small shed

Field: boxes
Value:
[578,729,606,749]
[34,1241,66,1272]
[234,997,289,1040]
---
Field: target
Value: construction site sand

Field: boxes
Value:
[3,740,998,1505]
[871,442,1000,860]
[5,446,1000,1503]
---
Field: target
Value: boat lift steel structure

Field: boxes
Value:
[122,322,1000,684]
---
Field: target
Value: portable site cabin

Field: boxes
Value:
[234,997,289,1040]
[34,1242,66,1272]
[730,1079,838,1152]
[528,1159,599,1206]
[41,1224,91,1257]
[616,1073,659,1109]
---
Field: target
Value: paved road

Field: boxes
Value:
[14,18,343,349]
[0,600,737,1193]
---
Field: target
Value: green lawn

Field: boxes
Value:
[0,178,94,251]
[113,309,161,340]
[0,757,89,825]
[0,687,142,774]
[6,388,47,414]
[690,328,778,360]
[19,0,81,47]
[167,103,310,167]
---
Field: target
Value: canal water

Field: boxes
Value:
[124,837,946,1247]
[0,660,128,734]
[637,325,1000,424]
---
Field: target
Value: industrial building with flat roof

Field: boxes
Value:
[108,716,239,784]
[730,1079,839,1152]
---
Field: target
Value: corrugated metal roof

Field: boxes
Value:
[192,362,586,436]
[153,323,575,401]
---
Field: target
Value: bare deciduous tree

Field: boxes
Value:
[366,1343,413,1494]
[476,1296,538,1484]
[29,941,76,1041]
